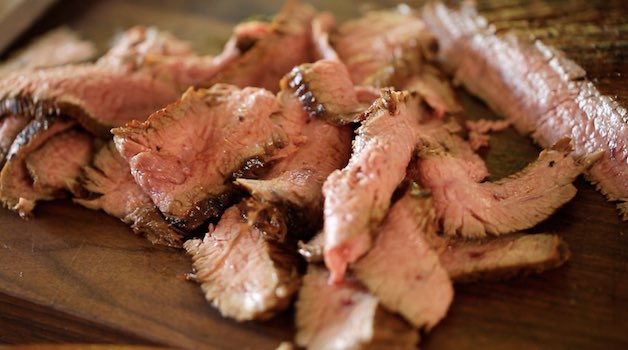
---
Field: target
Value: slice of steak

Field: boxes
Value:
[352,189,453,331]
[75,142,182,247]
[113,85,286,231]
[208,2,315,92]
[332,6,434,87]
[0,26,95,76]
[323,90,424,283]
[0,26,232,137]
[0,117,76,216]
[418,137,601,238]
[0,64,181,137]
[25,129,94,197]
[283,59,362,124]
[237,119,352,235]
[423,2,628,218]
[300,226,570,284]
[184,204,300,321]
[295,265,418,350]
[435,233,570,282]
[332,7,460,117]
[0,114,31,166]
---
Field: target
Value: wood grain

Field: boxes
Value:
[0,0,627,349]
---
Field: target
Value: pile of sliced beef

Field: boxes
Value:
[0,1,622,349]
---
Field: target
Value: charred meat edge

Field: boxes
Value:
[0,116,76,217]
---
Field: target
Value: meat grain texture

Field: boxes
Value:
[423,1,628,219]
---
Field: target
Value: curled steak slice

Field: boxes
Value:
[113,84,286,231]
[423,2,628,218]
[295,265,418,350]
[76,142,183,247]
[0,117,75,216]
[323,90,424,283]
[0,64,181,137]
[283,59,362,124]
[418,138,601,238]
[0,26,95,76]
[184,204,300,321]
[25,129,93,197]
[435,233,570,282]
[208,2,315,92]
[353,189,453,330]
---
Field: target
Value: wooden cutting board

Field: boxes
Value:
[0,0,627,349]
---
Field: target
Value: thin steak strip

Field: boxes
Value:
[323,89,425,283]
[0,26,236,137]
[418,138,601,238]
[113,85,287,231]
[184,204,300,321]
[435,233,570,282]
[352,189,453,331]
[423,2,628,218]
[76,141,182,247]
[283,59,362,124]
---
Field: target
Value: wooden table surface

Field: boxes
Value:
[0,0,627,349]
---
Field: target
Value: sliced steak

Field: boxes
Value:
[418,138,601,238]
[75,141,182,247]
[113,85,286,231]
[0,27,95,76]
[323,90,424,283]
[237,107,352,236]
[299,225,570,284]
[423,2,628,218]
[436,233,570,282]
[0,114,30,166]
[184,204,300,321]
[0,64,181,137]
[208,2,315,92]
[25,129,93,197]
[0,26,234,137]
[283,59,362,124]
[295,265,418,350]
[353,189,453,330]
[0,117,76,216]
[332,6,434,87]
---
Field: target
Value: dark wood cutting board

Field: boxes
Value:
[0,0,627,349]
